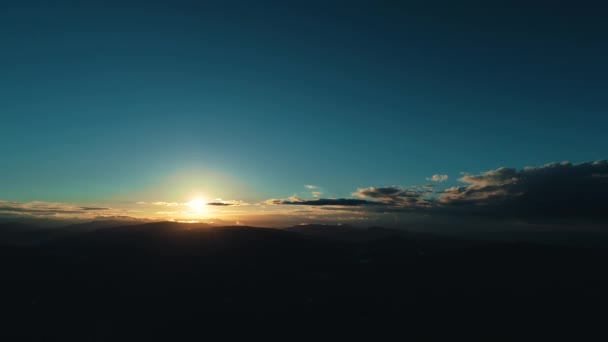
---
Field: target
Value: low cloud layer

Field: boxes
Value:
[4,160,607,228]
[0,201,116,219]
[266,197,382,206]
[269,160,608,223]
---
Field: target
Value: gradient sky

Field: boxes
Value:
[1,1,607,226]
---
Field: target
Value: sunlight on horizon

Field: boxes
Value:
[186,197,208,215]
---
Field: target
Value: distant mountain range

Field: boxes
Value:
[3,218,608,247]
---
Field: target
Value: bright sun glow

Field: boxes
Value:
[186,198,207,214]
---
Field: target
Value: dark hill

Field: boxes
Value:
[2,221,608,340]
[284,223,399,242]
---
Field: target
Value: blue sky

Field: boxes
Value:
[0,1,607,224]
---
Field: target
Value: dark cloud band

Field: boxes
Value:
[270,198,383,206]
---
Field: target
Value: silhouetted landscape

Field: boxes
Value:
[2,0,607,340]
[2,220,608,340]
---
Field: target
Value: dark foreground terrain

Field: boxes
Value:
[2,221,608,340]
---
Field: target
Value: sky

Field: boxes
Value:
[1,1,607,228]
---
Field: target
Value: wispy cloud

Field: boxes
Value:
[136,201,180,206]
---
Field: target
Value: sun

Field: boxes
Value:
[186,197,207,214]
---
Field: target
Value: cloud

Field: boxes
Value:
[305,185,318,189]
[427,174,448,182]
[437,160,608,220]
[268,160,608,224]
[206,200,249,207]
[0,201,117,218]
[267,186,434,211]
[5,160,607,227]
[137,201,180,207]
[352,186,433,206]
[266,198,383,206]
[79,207,112,211]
